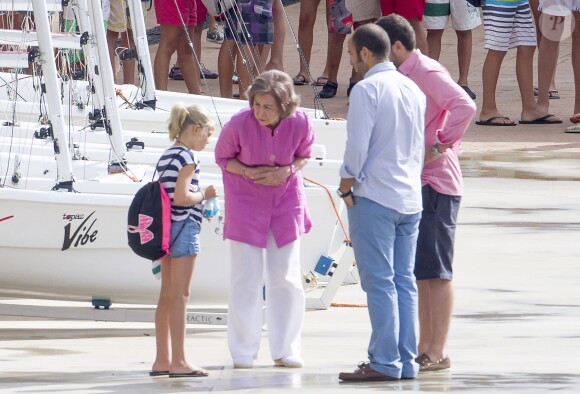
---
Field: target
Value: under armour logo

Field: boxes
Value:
[128,214,154,244]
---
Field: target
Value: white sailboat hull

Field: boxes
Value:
[0,74,348,159]
[0,186,347,306]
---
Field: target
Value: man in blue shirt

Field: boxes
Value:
[337,24,426,382]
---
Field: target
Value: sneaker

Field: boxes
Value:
[318,81,338,99]
[274,356,304,368]
[200,63,218,79]
[206,29,224,44]
[416,354,450,372]
[168,65,183,80]
[233,356,253,369]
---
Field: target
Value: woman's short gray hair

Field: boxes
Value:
[247,70,301,119]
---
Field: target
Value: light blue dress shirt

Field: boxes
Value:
[340,62,426,215]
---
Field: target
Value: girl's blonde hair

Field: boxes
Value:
[167,104,215,141]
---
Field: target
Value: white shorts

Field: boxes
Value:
[423,0,482,31]
[345,0,381,23]
[108,0,131,33]
[539,0,580,16]
[483,0,537,51]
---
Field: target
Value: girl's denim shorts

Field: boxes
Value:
[169,219,201,258]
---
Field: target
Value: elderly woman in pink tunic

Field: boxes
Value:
[215,70,315,369]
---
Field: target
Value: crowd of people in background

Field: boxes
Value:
[1,1,578,127]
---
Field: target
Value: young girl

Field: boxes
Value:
[150,104,217,378]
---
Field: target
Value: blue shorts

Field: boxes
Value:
[414,185,461,281]
[169,219,201,258]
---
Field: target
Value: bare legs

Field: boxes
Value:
[426,28,472,88]
[237,43,269,99]
[325,32,346,85]
[409,18,429,56]
[154,24,200,94]
[218,40,237,98]
[107,29,136,85]
[529,0,558,93]
[152,255,202,374]
[537,16,564,118]
[479,49,512,123]
[417,279,454,362]
[295,0,322,81]
[426,29,444,60]
[455,30,472,88]
[266,0,285,71]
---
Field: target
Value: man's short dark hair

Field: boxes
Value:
[352,24,390,59]
[376,14,416,52]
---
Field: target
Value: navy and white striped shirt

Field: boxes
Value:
[157,146,203,224]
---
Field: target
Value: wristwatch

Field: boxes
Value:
[431,144,441,155]
[336,188,353,198]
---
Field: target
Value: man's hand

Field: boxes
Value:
[342,194,354,208]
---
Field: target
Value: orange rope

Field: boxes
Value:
[304,177,351,244]
[121,171,139,182]
[115,88,136,109]
[330,303,367,308]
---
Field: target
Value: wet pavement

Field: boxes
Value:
[1,178,580,393]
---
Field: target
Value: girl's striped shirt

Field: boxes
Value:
[157,146,203,224]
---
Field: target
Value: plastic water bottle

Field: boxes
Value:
[203,197,220,220]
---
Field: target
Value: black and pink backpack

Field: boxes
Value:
[127,177,172,261]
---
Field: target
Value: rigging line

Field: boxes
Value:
[304,176,350,244]
[278,0,328,119]
[218,9,251,94]
[216,3,261,96]
[171,0,224,128]
[1,72,17,188]
[224,0,262,78]
[219,0,262,80]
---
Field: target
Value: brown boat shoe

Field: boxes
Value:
[339,362,399,382]
[416,354,451,372]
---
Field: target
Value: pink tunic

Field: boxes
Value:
[215,107,315,248]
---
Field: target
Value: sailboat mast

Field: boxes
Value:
[126,0,157,108]
[83,0,128,172]
[31,0,74,191]
[71,0,105,120]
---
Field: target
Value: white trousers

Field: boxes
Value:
[227,234,305,361]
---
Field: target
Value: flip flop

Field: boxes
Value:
[168,369,209,378]
[564,124,580,133]
[149,370,169,376]
[519,114,563,124]
[292,74,308,86]
[570,114,580,123]
[549,90,560,99]
[460,85,476,100]
[475,116,517,126]
[315,76,328,86]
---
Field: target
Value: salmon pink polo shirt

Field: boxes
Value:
[398,51,477,196]
[215,107,315,248]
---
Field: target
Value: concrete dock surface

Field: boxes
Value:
[1,2,580,393]
[2,177,580,392]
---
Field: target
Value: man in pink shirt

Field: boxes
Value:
[377,14,476,372]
